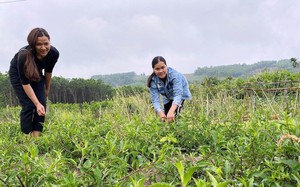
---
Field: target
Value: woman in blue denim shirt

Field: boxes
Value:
[147,56,191,122]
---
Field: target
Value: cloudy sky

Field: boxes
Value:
[0,0,299,79]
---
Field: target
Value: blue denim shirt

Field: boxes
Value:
[149,67,192,112]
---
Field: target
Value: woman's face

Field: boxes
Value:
[35,36,50,59]
[153,61,167,79]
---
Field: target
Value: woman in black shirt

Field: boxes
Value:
[9,28,59,137]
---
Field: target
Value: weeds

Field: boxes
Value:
[0,86,300,186]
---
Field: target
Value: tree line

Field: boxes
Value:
[194,59,298,78]
[90,59,298,87]
[0,73,124,107]
[0,58,299,107]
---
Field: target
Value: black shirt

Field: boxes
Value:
[9,45,59,85]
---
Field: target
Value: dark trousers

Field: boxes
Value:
[164,100,185,116]
[11,77,46,134]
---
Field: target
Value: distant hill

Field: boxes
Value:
[91,59,299,87]
[91,72,148,87]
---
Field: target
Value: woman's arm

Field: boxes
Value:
[166,72,184,122]
[22,84,45,116]
[150,83,167,121]
[45,72,52,98]
[166,104,178,122]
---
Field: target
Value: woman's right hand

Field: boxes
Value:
[158,111,167,122]
[36,103,46,116]
[22,84,46,116]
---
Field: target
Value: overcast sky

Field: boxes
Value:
[0,0,299,79]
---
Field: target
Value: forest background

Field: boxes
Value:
[0,58,298,107]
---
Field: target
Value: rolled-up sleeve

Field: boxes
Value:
[171,75,184,106]
[150,81,163,112]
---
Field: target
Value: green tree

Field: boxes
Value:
[290,57,299,68]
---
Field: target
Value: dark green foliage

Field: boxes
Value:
[0,72,16,107]
[290,58,299,68]
[115,85,148,97]
[0,74,115,106]
[1,59,300,107]
[194,59,299,78]
[91,72,148,87]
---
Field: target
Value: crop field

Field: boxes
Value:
[0,86,300,187]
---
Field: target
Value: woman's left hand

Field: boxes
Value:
[167,112,175,122]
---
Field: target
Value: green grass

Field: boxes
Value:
[0,89,300,186]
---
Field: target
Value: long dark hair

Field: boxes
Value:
[23,28,50,82]
[147,56,167,88]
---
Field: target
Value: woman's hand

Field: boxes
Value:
[36,103,46,116]
[167,112,175,122]
[22,84,46,116]
[158,111,167,122]
[166,104,178,122]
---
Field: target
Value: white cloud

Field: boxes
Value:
[1,0,300,78]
